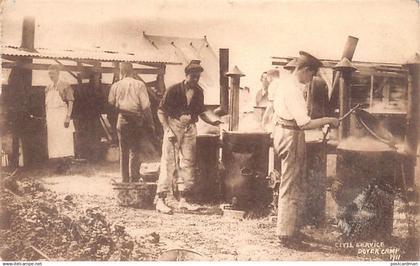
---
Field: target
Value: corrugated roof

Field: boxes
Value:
[1,45,181,65]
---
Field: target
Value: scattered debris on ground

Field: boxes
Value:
[0,164,418,261]
[0,171,162,261]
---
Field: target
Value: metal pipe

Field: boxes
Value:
[333,58,357,140]
[338,73,351,140]
[21,17,35,51]
[328,36,359,115]
[225,66,245,131]
[229,77,240,131]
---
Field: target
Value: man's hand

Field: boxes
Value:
[166,128,177,143]
[326,117,340,128]
[64,115,71,128]
[211,120,223,126]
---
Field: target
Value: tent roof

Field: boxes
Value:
[143,33,219,92]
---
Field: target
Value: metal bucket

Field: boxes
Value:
[221,131,271,210]
[112,182,157,209]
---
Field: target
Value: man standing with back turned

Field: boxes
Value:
[271,52,339,248]
[108,62,155,183]
[155,60,222,214]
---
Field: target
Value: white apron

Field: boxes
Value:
[45,86,75,158]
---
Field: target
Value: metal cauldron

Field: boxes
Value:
[221,131,271,210]
[334,109,398,239]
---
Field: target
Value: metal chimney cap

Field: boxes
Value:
[333,57,357,71]
[225,65,245,77]
[403,53,420,66]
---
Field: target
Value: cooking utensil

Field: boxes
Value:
[354,109,397,149]
[339,104,361,121]
[322,104,361,142]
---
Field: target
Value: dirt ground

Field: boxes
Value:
[2,160,419,261]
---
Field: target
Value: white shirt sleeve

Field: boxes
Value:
[285,86,311,127]
[267,79,278,101]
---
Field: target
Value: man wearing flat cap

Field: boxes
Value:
[155,60,222,214]
[271,51,339,248]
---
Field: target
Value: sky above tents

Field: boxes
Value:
[2,0,419,91]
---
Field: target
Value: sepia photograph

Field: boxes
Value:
[0,0,419,263]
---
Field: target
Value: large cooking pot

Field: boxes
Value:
[334,109,398,239]
[221,131,271,210]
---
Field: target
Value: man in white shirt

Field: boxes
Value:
[272,51,339,249]
[108,62,155,183]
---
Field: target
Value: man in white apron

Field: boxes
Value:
[271,52,339,248]
[45,65,75,159]
[155,60,222,214]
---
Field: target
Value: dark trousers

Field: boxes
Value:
[73,117,101,161]
[117,114,143,183]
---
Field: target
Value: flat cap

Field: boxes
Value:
[297,51,323,69]
[185,60,204,74]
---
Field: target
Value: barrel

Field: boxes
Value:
[191,134,221,203]
[221,131,271,210]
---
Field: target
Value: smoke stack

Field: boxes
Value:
[21,17,36,51]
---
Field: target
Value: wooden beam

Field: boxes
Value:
[2,61,165,74]
[55,59,78,80]
[358,70,407,79]
[272,60,407,78]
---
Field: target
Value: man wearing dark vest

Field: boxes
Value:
[155,60,221,214]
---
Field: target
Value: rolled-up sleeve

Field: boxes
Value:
[286,88,311,127]
[62,83,74,102]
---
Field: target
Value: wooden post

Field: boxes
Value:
[112,62,120,83]
[156,65,166,95]
[215,48,229,116]
[226,66,245,131]
[13,17,36,167]
[403,54,420,186]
